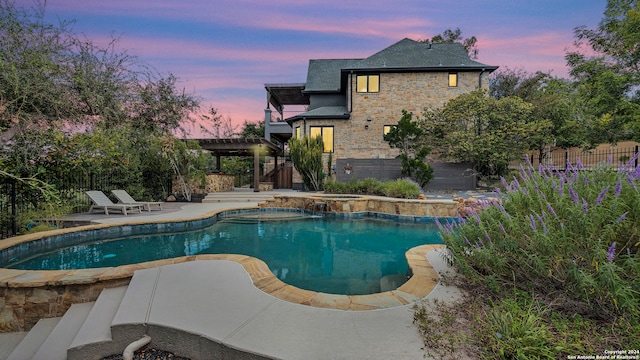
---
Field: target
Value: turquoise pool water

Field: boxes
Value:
[4,212,442,295]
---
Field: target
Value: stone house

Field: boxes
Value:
[264,38,498,189]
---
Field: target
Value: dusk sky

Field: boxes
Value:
[38,0,607,137]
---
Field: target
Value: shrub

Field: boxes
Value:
[289,135,324,191]
[382,179,420,198]
[442,156,640,319]
[323,178,419,199]
[323,178,349,193]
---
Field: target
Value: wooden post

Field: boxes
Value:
[274,155,279,189]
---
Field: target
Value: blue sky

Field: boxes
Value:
[36,0,607,136]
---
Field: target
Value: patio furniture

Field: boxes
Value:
[111,189,163,211]
[85,191,144,215]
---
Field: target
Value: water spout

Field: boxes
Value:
[311,201,327,218]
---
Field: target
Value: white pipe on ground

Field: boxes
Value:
[123,335,152,360]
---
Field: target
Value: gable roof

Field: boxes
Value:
[304,38,497,93]
[346,38,494,71]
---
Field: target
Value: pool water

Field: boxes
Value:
[7,216,442,295]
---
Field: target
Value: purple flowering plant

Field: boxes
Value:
[441,153,640,319]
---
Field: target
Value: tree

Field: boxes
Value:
[289,135,324,191]
[490,68,583,159]
[566,0,640,143]
[199,107,238,138]
[239,120,264,139]
[421,28,479,59]
[423,90,545,177]
[0,0,78,132]
[384,110,433,187]
[0,0,200,141]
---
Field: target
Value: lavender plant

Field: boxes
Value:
[441,153,640,319]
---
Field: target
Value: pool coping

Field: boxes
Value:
[0,206,445,311]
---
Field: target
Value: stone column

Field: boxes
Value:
[264,108,272,142]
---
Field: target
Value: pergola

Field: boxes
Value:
[195,138,283,192]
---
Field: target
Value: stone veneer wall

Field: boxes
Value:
[0,278,130,332]
[172,173,235,195]
[295,71,485,161]
[260,194,460,218]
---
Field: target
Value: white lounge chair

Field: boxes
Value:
[85,191,143,215]
[111,189,163,212]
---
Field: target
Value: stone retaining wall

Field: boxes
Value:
[172,173,235,195]
[0,276,130,332]
[260,194,460,218]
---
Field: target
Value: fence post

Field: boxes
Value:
[90,172,95,190]
[11,179,17,235]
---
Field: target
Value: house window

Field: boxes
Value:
[383,125,395,136]
[448,73,458,87]
[356,75,380,93]
[295,126,301,138]
[309,126,334,153]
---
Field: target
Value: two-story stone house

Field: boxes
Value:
[264,38,497,189]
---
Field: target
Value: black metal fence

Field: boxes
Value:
[0,171,172,239]
[517,145,640,170]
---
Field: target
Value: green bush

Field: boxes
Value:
[382,179,420,198]
[289,135,324,191]
[323,178,419,199]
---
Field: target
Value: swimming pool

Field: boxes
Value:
[1,210,443,295]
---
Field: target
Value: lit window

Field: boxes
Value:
[310,126,334,153]
[448,73,458,87]
[383,125,395,135]
[356,75,380,93]
[295,126,301,138]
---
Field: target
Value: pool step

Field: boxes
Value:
[0,332,26,360]
[4,287,130,360]
[67,286,129,360]
[31,302,93,360]
[6,318,60,360]
[6,302,94,360]
[110,267,161,347]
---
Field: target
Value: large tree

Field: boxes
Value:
[0,0,199,141]
[566,0,640,144]
[0,0,203,210]
[422,90,547,177]
[490,68,583,160]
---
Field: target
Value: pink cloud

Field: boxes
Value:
[476,32,578,77]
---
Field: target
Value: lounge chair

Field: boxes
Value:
[111,189,163,212]
[85,191,143,215]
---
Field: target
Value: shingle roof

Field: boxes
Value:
[304,59,362,93]
[345,38,493,71]
[305,38,497,93]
